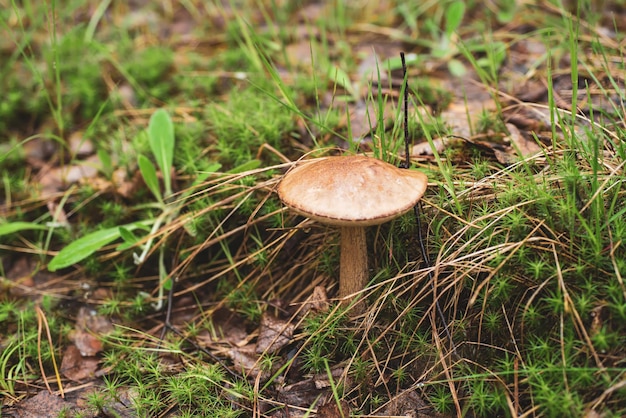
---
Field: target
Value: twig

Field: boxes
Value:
[400,52,457,356]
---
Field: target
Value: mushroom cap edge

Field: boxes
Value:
[277,155,428,227]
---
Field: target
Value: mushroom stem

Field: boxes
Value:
[339,226,368,311]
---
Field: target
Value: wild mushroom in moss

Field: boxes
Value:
[277,155,428,311]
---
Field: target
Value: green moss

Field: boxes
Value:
[206,84,294,167]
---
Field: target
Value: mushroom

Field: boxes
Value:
[277,155,428,311]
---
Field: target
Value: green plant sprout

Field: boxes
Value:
[47,109,221,310]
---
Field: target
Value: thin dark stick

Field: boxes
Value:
[414,203,456,356]
[401,52,410,169]
[160,272,176,341]
[162,281,240,378]
[400,52,457,356]
[158,254,240,378]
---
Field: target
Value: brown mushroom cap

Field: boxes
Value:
[277,155,428,226]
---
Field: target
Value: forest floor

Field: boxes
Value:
[1,1,626,417]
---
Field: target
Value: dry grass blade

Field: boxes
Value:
[36,305,64,398]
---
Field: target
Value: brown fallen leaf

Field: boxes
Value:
[256,312,295,354]
[299,285,330,316]
[313,366,346,390]
[228,344,270,379]
[269,367,349,417]
[273,379,329,417]
[411,137,459,156]
[317,399,350,418]
[505,123,542,157]
[60,344,100,382]
[6,257,37,297]
[14,391,74,417]
[63,385,139,417]
[196,307,250,347]
[39,155,102,199]
[6,256,65,299]
[440,101,496,139]
[23,138,57,169]
[98,386,139,418]
[376,389,440,418]
[68,306,113,356]
[68,131,94,158]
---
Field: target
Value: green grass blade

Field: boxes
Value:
[0,222,49,237]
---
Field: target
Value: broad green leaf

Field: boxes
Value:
[148,109,174,197]
[48,222,147,271]
[119,226,139,244]
[48,228,121,271]
[445,1,466,36]
[116,224,151,251]
[138,154,162,202]
[0,222,48,237]
[116,226,141,251]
